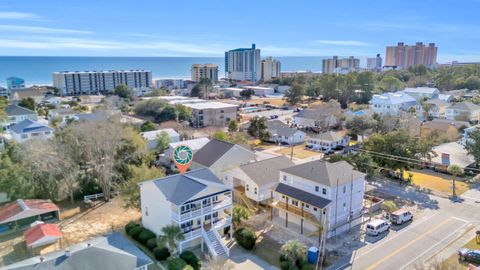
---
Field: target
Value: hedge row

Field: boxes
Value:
[234,227,257,250]
[125,221,170,261]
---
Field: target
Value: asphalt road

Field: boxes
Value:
[335,184,480,270]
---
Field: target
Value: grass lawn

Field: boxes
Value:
[443,236,480,269]
[404,170,470,196]
[253,234,282,268]
[276,145,319,159]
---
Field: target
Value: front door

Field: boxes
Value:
[204,214,212,230]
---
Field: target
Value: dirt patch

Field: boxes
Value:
[276,145,319,159]
[59,197,140,246]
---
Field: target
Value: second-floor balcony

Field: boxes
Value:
[172,195,232,222]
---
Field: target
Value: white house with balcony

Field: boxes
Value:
[271,160,365,239]
[369,92,416,115]
[139,168,233,257]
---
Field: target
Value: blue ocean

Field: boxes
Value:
[0,56,327,86]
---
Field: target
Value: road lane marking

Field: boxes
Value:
[365,218,453,270]
[451,216,470,222]
[398,220,469,270]
[354,212,440,260]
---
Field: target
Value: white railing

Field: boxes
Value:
[182,228,202,240]
[84,193,104,201]
[173,197,233,222]
[202,230,217,257]
[212,228,229,257]
[213,217,232,230]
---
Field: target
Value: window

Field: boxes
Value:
[246,184,249,191]
[315,186,319,192]
[281,195,285,199]
[254,187,257,195]
[292,200,298,207]
[313,207,318,211]
[21,134,28,139]
[322,188,327,195]
[283,175,287,181]
[343,203,347,211]
[305,204,309,208]
[343,186,347,194]
[145,206,148,216]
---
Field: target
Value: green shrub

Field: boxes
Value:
[301,264,314,270]
[179,251,200,270]
[129,225,144,239]
[183,266,194,270]
[146,238,157,250]
[297,259,309,268]
[234,227,257,250]
[153,247,171,261]
[167,257,187,270]
[280,254,288,262]
[138,228,156,244]
[280,261,291,270]
[125,221,139,234]
[288,265,299,270]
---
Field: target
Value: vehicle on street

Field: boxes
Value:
[323,149,335,155]
[366,219,390,236]
[388,209,413,225]
[458,248,480,264]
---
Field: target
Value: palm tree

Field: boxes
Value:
[157,225,185,254]
[281,240,307,265]
[447,164,463,198]
[232,205,250,228]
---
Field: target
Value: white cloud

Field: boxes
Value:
[0,25,93,34]
[314,40,372,46]
[0,11,40,20]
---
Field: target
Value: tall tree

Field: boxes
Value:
[157,225,185,253]
[227,119,238,133]
[119,165,165,209]
[190,78,212,99]
[465,129,480,166]
[155,131,172,153]
[285,82,304,105]
[114,84,134,99]
[18,97,35,111]
[447,164,463,198]
[247,116,269,141]
[239,89,254,100]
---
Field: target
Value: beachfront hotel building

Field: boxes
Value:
[261,56,281,82]
[191,64,219,82]
[225,44,261,83]
[322,56,360,74]
[52,70,152,95]
[385,42,437,69]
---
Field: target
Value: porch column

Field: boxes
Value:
[285,197,289,228]
[229,225,233,239]
[201,238,204,252]
[301,219,304,235]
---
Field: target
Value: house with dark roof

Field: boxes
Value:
[9,119,54,143]
[0,199,60,234]
[191,139,255,179]
[224,156,295,203]
[445,101,480,122]
[265,120,306,145]
[139,168,232,257]
[4,104,38,127]
[271,160,365,238]
[307,131,349,150]
[6,232,152,270]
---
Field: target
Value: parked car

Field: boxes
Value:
[280,106,289,110]
[388,209,413,225]
[366,219,390,236]
[323,149,335,155]
[458,248,480,264]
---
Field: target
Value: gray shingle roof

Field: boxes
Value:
[295,108,338,120]
[275,183,331,208]
[5,104,36,116]
[10,119,53,134]
[281,160,365,187]
[266,120,299,137]
[5,232,152,270]
[311,131,345,142]
[450,101,480,112]
[149,168,229,205]
[240,156,295,186]
[192,139,235,167]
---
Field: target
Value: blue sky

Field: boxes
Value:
[0,0,479,62]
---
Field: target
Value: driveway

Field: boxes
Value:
[228,244,279,270]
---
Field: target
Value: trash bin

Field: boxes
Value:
[307,247,319,264]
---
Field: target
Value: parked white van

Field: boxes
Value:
[389,209,413,225]
[366,219,390,236]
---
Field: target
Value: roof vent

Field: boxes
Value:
[16,199,29,210]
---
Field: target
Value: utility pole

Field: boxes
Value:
[349,174,353,232]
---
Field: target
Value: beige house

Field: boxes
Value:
[420,119,470,142]
[445,102,480,122]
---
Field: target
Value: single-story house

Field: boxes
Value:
[4,104,38,127]
[438,94,453,103]
[9,119,54,143]
[420,119,470,142]
[429,142,476,172]
[307,131,349,150]
[265,120,306,145]
[47,108,77,121]
[445,102,480,122]
[0,199,60,233]
[6,232,153,270]
[24,222,63,249]
[225,156,295,203]
[293,102,341,130]
[140,128,180,151]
